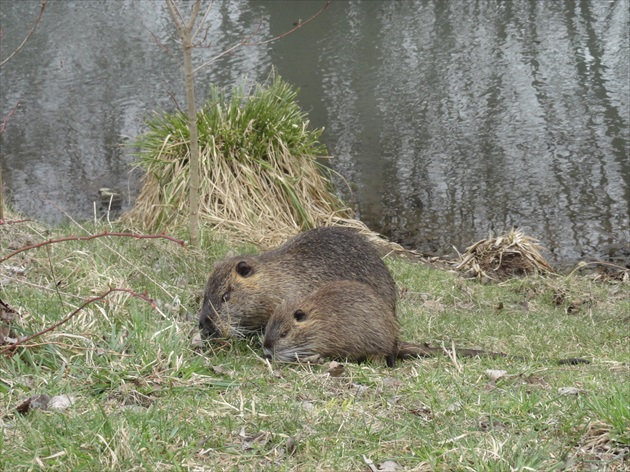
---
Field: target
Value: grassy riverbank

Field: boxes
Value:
[1,217,628,471]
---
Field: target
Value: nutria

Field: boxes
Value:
[263,281,400,367]
[263,281,590,367]
[199,226,397,338]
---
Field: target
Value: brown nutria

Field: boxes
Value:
[263,281,400,367]
[263,281,590,367]
[199,226,397,338]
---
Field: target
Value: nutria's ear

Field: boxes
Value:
[235,261,253,277]
[293,309,307,322]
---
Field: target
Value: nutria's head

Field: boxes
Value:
[263,300,318,362]
[199,256,279,338]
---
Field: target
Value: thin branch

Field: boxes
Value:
[0,218,32,225]
[0,0,49,68]
[144,24,180,64]
[1,102,19,133]
[193,21,264,74]
[193,0,334,74]
[1,231,186,264]
[0,288,155,355]
[192,0,215,42]
[245,0,334,46]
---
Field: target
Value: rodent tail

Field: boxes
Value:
[397,341,508,360]
[396,341,591,365]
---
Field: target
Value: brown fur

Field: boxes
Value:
[263,281,590,367]
[263,281,400,367]
[199,227,397,337]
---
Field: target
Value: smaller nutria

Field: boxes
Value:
[263,281,400,367]
[199,226,397,338]
[263,281,591,367]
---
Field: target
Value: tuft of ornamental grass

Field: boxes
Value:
[123,74,359,248]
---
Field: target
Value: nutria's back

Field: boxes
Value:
[199,226,397,337]
[263,281,399,366]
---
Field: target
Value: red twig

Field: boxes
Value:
[1,101,19,134]
[0,231,186,264]
[0,0,49,68]
[154,0,334,74]
[244,0,334,46]
[0,218,32,225]
[0,287,155,355]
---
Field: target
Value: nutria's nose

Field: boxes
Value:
[263,347,273,360]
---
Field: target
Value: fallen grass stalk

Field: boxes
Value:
[456,228,555,280]
[1,288,154,355]
[0,231,186,264]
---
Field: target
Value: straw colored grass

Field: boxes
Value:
[123,74,365,248]
[456,228,555,280]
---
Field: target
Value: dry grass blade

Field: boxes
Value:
[456,228,555,280]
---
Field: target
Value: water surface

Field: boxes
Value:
[1,0,628,266]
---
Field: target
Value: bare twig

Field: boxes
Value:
[193,0,334,74]
[0,287,155,355]
[0,0,49,68]
[1,231,186,264]
[1,101,19,133]
[244,0,333,46]
[0,218,32,225]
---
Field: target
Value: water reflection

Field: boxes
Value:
[1,0,628,265]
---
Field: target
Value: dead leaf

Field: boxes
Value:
[285,436,297,456]
[558,387,583,396]
[327,361,345,377]
[239,428,271,451]
[190,332,204,348]
[409,405,433,421]
[423,299,445,313]
[486,369,507,382]
[16,394,51,414]
[445,401,463,413]
[49,395,75,410]
[522,375,550,388]
[378,460,403,471]
[382,377,403,388]
[479,418,507,432]
[0,298,16,322]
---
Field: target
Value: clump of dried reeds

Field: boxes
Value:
[122,75,362,248]
[456,229,555,280]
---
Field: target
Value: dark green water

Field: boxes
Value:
[1,0,628,265]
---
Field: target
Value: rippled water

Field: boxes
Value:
[1,0,628,266]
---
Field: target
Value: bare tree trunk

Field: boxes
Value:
[165,0,202,247]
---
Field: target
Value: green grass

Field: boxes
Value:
[123,74,352,247]
[1,218,628,471]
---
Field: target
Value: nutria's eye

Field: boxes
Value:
[280,330,288,338]
[235,261,253,277]
[222,291,231,302]
[293,309,306,322]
